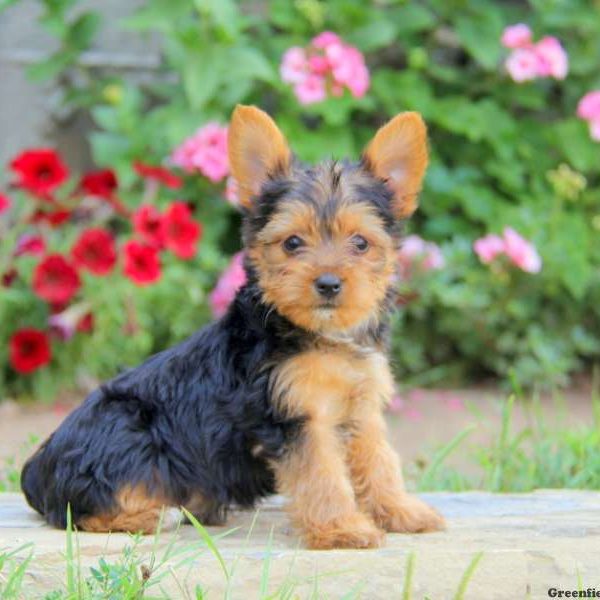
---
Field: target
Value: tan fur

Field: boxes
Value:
[249,200,397,334]
[348,394,446,534]
[362,112,429,218]
[78,485,171,533]
[271,341,444,549]
[228,105,291,208]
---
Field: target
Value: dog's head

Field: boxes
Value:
[228,105,428,334]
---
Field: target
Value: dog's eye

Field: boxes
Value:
[283,235,305,253]
[351,235,369,253]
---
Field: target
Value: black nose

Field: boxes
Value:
[314,273,342,298]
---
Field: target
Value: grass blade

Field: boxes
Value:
[419,425,475,490]
[182,508,229,583]
[65,504,76,597]
[402,551,416,600]
[259,526,274,599]
[453,552,483,600]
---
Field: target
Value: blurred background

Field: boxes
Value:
[0,0,599,489]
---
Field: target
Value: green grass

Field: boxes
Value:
[414,387,600,492]
[0,435,38,493]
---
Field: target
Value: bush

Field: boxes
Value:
[1,0,599,396]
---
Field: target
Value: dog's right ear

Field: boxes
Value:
[228,105,291,209]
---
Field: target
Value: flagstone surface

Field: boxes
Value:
[1,490,599,599]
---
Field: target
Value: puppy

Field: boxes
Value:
[21,105,445,549]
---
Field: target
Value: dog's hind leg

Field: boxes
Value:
[78,484,182,534]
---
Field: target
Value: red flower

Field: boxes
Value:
[10,149,69,198]
[123,241,161,285]
[77,312,94,333]
[0,193,11,215]
[134,161,182,189]
[80,169,118,198]
[30,208,71,227]
[9,328,52,374]
[71,228,117,275]
[132,205,165,247]
[162,202,202,259]
[32,254,81,304]
[14,234,46,257]
[2,268,18,287]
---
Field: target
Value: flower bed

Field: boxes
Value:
[1,0,599,395]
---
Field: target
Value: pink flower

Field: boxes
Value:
[280,47,309,84]
[503,227,542,273]
[0,193,10,215]
[577,91,600,120]
[422,244,445,270]
[308,54,329,75]
[501,24,532,49]
[576,91,600,142]
[326,44,370,98]
[312,31,341,49]
[295,74,327,105]
[280,32,370,104]
[171,123,229,183]
[589,119,600,142]
[505,48,539,82]
[224,176,239,206]
[473,234,505,264]
[14,234,46,257]
[534,36,568,80]
[209,252,247,318]
[398,235,445,278]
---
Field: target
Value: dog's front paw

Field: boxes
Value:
[304,512,385,550]
[373,494,446,534]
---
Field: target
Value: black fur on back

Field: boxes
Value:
[21,282,306,528]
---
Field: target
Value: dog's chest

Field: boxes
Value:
[270,339,392,423]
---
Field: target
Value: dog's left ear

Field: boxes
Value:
[228,105,291,209]
[362,112,428,219]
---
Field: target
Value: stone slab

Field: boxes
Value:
[1,491,599,599]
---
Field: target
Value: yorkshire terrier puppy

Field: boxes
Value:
[22,105,445,549]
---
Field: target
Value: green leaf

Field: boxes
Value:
[26,50,78,81]
[553,119,599,173]
[193,0,239,38]
[458,185,503,225]
[121,0,191,32]
[455,9,503,70]
[90,131,133,167]
[394,4,436,34]
[226,46,274,83]
[91,106,119,132]
[372,70,435,117]
[349,19,398,51]
[183,47,222,109]
[67,11,101,49]
[545,213,592,299]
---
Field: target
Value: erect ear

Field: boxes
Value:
[362,112,428,219]
[228,105,291,209]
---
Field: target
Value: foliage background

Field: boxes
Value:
[1,0,599,399]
